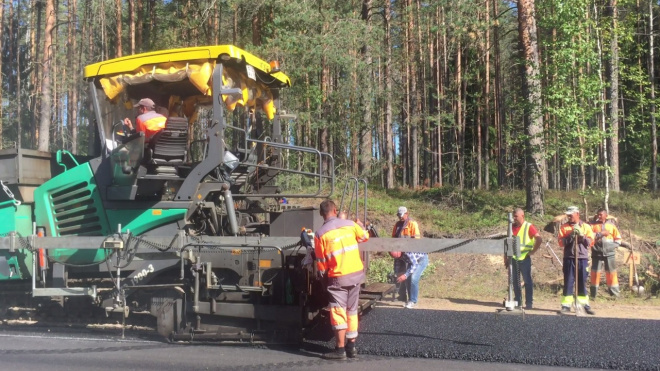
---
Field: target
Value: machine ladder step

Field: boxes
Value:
[32,287,97,298]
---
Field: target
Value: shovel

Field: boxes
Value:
[574,235,585,316]
[629,230,645,296]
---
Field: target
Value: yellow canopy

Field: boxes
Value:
[84,45,290,119]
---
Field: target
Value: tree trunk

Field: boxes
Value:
[493,0,504,188]
[416,0,426,186]
[214,0,219,45]
[102,0,108,59]
[54,1,61,151]
[429,8,439,186]
[16,3,22,149]
[607,0,620,191]
[438,5,448,187]
[149,0,156,49]
[30,0,42,148]
[128,0,135,54]
[232,4,238,45]
[252,8,261,46]
[116,0,122,57]
[70,0,78,153]
[517,0,545,215]
[485,0,491,190]
[38,0,55,152]
[86,0,97,156]
[402,0,411,187]
[409,0,419,188]
[359,0,373,178]
[67,0,73,151]
[650,0,658,191]
[456,39,463,190]
[384,0,394,188]
[8,3,16,148]
[320,56,330,177]
[136,0,143,52]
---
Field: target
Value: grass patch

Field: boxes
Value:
[297,183,660,298]
[366,254,440,284]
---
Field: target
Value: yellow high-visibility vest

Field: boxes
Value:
[514,221,535,260]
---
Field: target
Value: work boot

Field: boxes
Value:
[346,343,358,359]
[608,286,620,298]
[322,347,347,360]
[584,305,596,315]
[560,306,571,315]
[590,285,598,300]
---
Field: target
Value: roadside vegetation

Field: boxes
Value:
[359,186,660,300]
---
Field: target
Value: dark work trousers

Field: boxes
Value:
[563,258,589,297]
[512,255,533,308]
[393,258,409,301]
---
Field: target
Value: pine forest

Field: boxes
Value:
[1,0,659,214]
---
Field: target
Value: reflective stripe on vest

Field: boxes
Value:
[515,222,534,260]
[315,222,366,278]
[136,111,167,140]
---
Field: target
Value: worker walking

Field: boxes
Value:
[508,208,543,309]
[558,206,595,315]
[589,208,622,298]
[314,200,370,360]
[391,206,427,309]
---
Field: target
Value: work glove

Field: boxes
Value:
[572,227,583,238]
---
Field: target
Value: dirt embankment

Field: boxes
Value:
[395,227,660,320]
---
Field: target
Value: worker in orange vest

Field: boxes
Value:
[558,206,595,315]
[588,208,622,298]
[123,98,166,142]
[314,200,369,360]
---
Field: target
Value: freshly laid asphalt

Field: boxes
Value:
[0,306,658,370]
[304,307,660,371]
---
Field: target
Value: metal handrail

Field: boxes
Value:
[228,138,334,198]
[339,177,368,222]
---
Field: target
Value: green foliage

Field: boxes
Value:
[367,255,394,284]
[643,252,660,295]
[539,0,606,175]
[620,167,650,193]
[0,0,658,198]
[366,254,439,284]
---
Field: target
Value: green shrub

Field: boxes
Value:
[366,255,440,284]
[643,251,660,295]
[367,255,393,284]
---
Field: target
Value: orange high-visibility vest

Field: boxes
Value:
[136,110,167,141]
[314,218,369,281]
[558,221,594,259]
[392,218,421,238]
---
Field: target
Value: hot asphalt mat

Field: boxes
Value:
[303,307,660,370]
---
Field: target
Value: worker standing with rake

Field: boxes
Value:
[558,206,595,315]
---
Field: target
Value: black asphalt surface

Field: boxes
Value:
[0,306,658,370]
[305,307,660,371]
